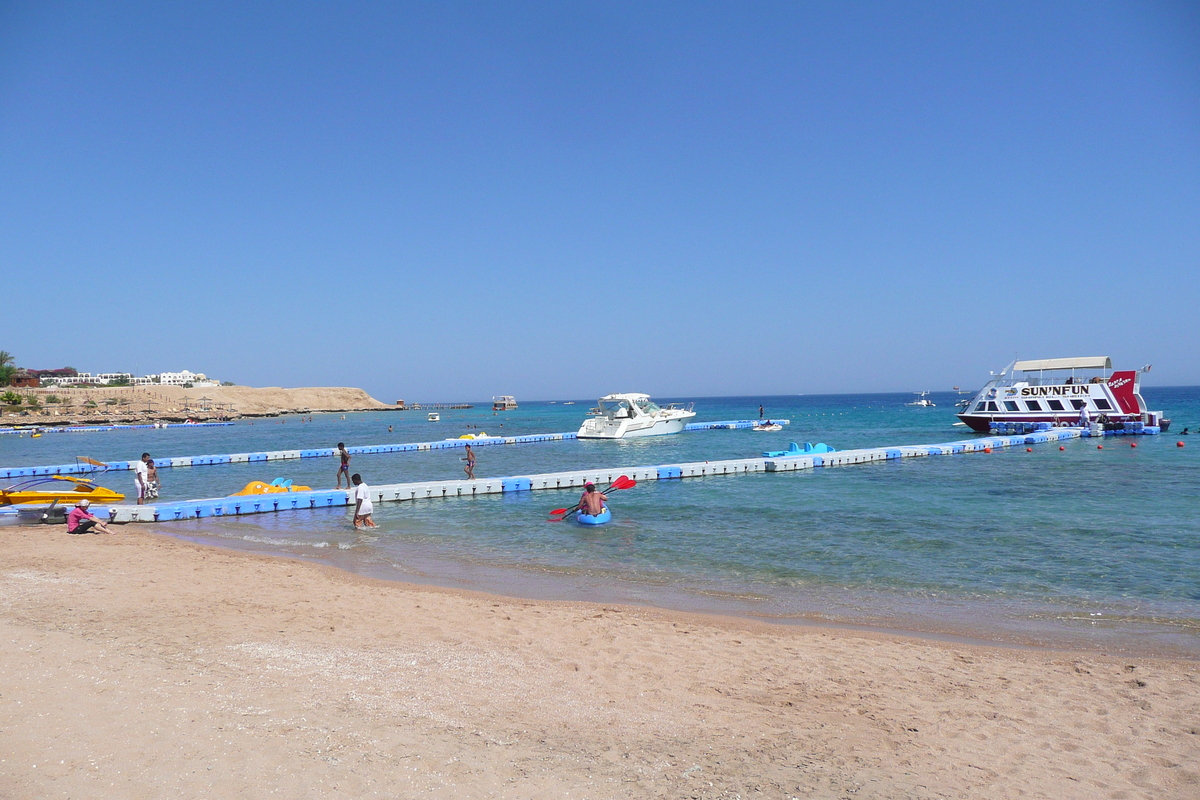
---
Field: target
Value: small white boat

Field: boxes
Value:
[492,396,518,411]
[427,412,440,422]
[753,422,783,431]
[576,393,696,439]
[906,392,936,407]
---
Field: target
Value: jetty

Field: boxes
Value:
[72,424,1154,524]
[0,419,784,480]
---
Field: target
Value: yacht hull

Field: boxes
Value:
[577,416,691,439]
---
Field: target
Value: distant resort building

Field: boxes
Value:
[35,368,220,388]
[136,370,218,387]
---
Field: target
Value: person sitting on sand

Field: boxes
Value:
[67,499,112,535]
[351,473,377,529]
[577,482,608,517]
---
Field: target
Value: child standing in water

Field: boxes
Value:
[145,459,160,500]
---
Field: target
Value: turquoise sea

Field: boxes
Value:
[5,388,1199,657]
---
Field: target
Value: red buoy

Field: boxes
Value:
[1097,445,1103,449]
[1026,448,1032,452]
[984,447,992,453]
[1059,446,1065,451]
[1131,442,1137,448]
[1179,441,1186,447]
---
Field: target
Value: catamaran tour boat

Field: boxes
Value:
[576,393,696,439]
[957,357,1170,433]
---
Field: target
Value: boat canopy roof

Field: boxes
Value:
[1013,356,1111,372]
[598,393,651,401]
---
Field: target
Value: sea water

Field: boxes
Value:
[4,389,1198,657]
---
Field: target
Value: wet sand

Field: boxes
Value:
[2,524,1197,799]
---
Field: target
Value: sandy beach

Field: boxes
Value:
[1,524,1196,799]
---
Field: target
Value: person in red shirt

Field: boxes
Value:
[67,499,112,535]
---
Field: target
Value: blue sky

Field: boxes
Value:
[2,2,1197,402]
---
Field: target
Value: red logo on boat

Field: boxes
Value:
[1107,371,1139,414]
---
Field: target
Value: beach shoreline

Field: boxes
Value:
[2,523,1196,799]
[1,385,394,427]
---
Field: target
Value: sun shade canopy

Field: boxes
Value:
[1013,357,1112,372]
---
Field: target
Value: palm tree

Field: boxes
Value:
[0,352,14,388]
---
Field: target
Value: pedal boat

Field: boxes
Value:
[0,475,126,506]
[231,478,313,496]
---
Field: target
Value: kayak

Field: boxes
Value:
[576,507,612,525]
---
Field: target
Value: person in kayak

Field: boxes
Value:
[577,482,608,517]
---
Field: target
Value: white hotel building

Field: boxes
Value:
[44,370,219,388]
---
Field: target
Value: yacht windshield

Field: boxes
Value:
[598,398,633,416]
[633,397,661,414]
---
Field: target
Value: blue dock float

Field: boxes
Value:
[989,420,1161,437]
[0,421,778,480]
[96,424,1088,524]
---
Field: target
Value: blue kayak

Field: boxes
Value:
[576,507,612,525]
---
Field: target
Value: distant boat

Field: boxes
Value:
[906,392,936,408]
[492,396,517,411]
[427,412,440,422]
[563,401,575,405]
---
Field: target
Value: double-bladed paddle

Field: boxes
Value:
[548,475,636,521]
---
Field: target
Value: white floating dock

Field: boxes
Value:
[102,427,1086,524]
[0,419,783,480]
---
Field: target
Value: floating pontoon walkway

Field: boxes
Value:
[102,425,1116,523]
[0,419,783,480]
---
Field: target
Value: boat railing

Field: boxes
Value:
[663,402,694,413]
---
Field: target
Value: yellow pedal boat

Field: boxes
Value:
[230,479,313,496]
[0,475,126,506]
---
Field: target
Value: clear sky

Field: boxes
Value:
[2,2,1197,402]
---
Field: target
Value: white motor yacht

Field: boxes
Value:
[906,392,936,407]
[576,393,696,439]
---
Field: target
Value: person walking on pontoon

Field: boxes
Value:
[336,443,352,488]
[462,444,476,480]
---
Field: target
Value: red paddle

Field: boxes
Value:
[548,476,636,520]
